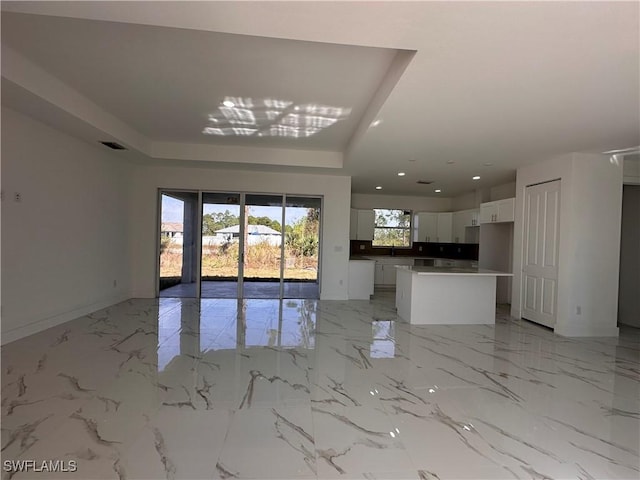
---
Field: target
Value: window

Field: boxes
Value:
[373,209,412,247]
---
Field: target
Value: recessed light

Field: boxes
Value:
[375,186,382,190]
[435,189,442,193]
[370,119,382,128]
[483,162,493,166]
[446,160,455,165]
[397,172,406,177]
[408,158,417,162]
[222,100,235,108]
[472,176,481,180]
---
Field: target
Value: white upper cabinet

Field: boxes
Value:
[415,212,453,242]
[452,209,480,243]
[416,212,438,242]
[480,202,497,224]
[468,209,480,227]
[496,198,515,222]
[350,209,358,240]
[452,211,465,243]
[436,212,453,242]
[350,209,375,240]
[480,198,515,224]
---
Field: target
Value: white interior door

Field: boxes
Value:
[522,180,561,327]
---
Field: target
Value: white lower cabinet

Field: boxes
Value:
[373,257,414,285]
[348,260,375,300]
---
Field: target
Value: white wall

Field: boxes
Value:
[1,107,131,343]
[490,181,516,201]
[451,191,477,211]
[129,165,351,300]
[351,193,452,212]
[451,182,515,211]
[512,153,623,337]
[618,185,640,327]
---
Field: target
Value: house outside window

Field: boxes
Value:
[373,209,412,247]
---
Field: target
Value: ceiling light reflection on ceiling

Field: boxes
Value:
[265,99,293,109]
[370,119,382,128]
[220,106,256,126]
[202,127,257,136]
[280,114,338,129]
[269,125,320,138]
[204,97,351,138]
[472,176,481,180]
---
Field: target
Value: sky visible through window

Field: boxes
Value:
[161,195,307,227]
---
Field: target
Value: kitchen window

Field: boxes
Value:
[373,209,412,247]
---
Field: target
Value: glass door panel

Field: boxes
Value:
[283,196,321,299]
[158,191,199,298]
[200,192,241,298]
[242,194,283,298]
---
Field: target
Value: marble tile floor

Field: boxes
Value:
[1,293,639,480]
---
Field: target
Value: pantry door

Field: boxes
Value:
[522,180,561,328]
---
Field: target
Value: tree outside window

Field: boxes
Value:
[373,209,411,247]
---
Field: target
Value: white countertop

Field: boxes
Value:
[395,265,512,276]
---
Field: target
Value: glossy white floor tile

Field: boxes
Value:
[1,294,639,479]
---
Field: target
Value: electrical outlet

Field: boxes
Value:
[113,280,117,288]
[418,246,423,251]
[359,244,365,250]
[576,305,581,315]
[14,192,22,202]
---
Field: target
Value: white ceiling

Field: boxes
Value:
[2,1,639,197]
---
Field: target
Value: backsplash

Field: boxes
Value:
[350,240,479,260]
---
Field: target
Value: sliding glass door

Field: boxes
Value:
[158,191,199,298]
[242,194,284,298]
[283,196,321,298]
[158,190,321,299]
[200,192,241,298]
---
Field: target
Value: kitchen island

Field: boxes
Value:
[395,265,512,325]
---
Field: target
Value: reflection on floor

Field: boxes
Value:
[159,280,320,299]
[2,292,639,479]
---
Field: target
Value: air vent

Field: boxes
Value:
[100,141,126,150]
[416,180,433,185]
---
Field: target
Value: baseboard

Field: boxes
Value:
[554,323,620,337]
[320,293,349,301]
[1,293,130,345]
